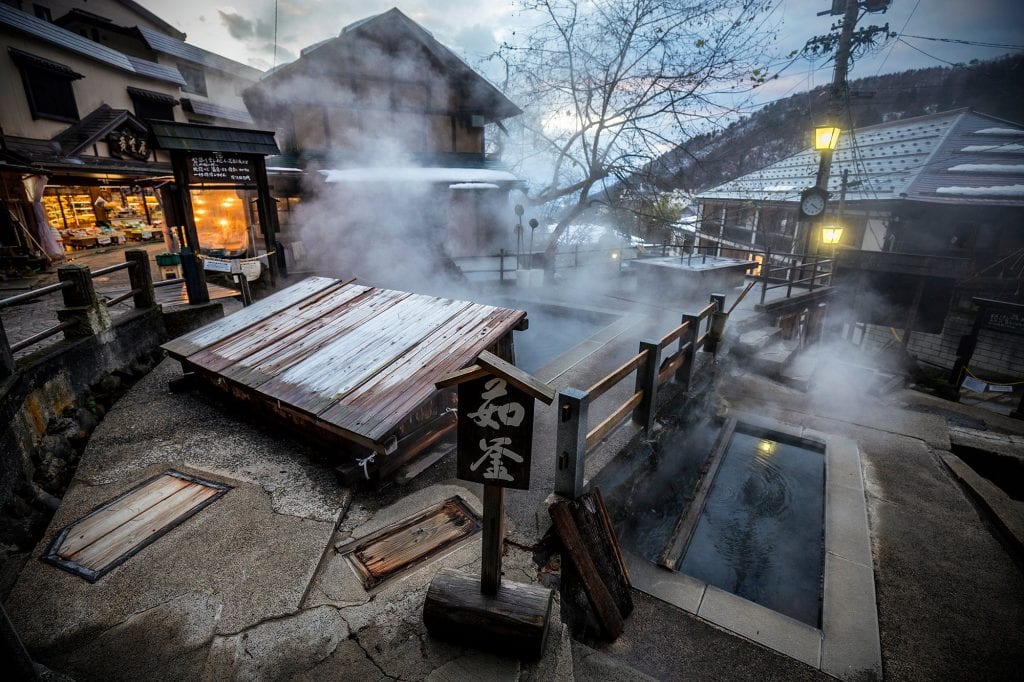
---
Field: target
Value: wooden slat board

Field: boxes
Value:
[42,470,231,582]
[338,496,481,590]
[162,277,527,454]
[162,276,343,357]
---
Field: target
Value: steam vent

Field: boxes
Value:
[162,276,526,481]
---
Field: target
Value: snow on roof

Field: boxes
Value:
[947,164,1024,174]
[960,144,1024,153]
[321,167,519,184]
[936,184,1024,198]
[696,110,1024,207]
[449,182,500,190]
[973,128,1024,136]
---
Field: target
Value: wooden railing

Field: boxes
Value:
[0,249,155,378]
[554,293,726,498]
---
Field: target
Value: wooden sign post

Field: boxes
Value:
[423,351,557,657]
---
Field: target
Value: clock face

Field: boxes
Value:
[800,189,827,217]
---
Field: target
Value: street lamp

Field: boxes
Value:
[814,125,842,151]
[820,225,844,247]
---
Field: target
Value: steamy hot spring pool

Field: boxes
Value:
[499,300,620,373]
[677,426,825,625]
[611,419,826,627]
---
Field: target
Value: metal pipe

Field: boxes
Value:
[0,280,74,308]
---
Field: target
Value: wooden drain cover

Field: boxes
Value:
[42,470,231,582]
[339,496,481,590]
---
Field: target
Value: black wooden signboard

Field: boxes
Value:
[457,376,533,490]
[186,152,256,186]
[980,306,1024,336]
[108,128,150,160]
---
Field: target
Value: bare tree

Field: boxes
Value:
[493,0,778,261]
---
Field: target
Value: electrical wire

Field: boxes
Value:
[875,0,920,76]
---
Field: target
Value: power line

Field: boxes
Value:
[901,33,1024,51]
[875,0,920,76]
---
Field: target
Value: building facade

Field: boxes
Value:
[242,8,523,278]
[693,109,1024,375]
[0,0,260,264]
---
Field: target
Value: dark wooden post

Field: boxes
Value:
[555,388,589,499]
[481,486,504,595]
[675,313,699,389]
[254,156,280,285]
[632,341,661,432]
[0,317,15,379]
[56,265,110,338]
[124,249,155,309]
[169,151,210,305]
[704,294,728,356]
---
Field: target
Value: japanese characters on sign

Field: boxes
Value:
[457,376,533,490]
[186,152,256,186]
[981,307,1024,336]
[107,128,150,161]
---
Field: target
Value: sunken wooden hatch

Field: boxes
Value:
[337,496,481,590]
[162,277,527,480]
[42,470,231,582]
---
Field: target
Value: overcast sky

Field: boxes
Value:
[139,0,1023,109]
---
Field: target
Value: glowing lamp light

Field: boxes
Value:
[757,439,777,457]
[611,251,619,260]
[814,125,842,151]
[821,225,844,246]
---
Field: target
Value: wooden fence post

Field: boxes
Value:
[0,317,15,379]
[704,294,728,356]
[56,265,110,339]
[675,313,699,389]
[124,249,155,309]
[632,341,661,432]
[555,388,589,499]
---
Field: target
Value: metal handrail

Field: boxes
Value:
[90,261,132,278]
[10,321,76,352]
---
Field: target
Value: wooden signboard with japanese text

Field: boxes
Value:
[186,152,256,186]
[980,306,1024,336]
[457,376,533,490]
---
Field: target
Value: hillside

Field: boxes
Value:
[640,54,1024,195]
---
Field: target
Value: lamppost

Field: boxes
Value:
[514,204,524,269]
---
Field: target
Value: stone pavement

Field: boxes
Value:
[3,270,1024,680]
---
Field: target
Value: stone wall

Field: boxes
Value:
[0,309,166,568]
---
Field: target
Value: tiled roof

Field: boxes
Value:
[181,98,254,125]
[149,120,279,155]
[0,4,184,85]
[7,47,83,78]
[137,26,261,80]
[52,104,132,156]
[696,109,1024,207]
[252,8,521,122]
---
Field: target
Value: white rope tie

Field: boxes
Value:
[356,453,376,480]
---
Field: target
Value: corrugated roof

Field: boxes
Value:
[7,47,83,78]
[148,120,279,155]
[162,277,527,455]
[696,109,1024,207]
[181,98,254,125]
[0,4,185,85]
[136,25,261,80]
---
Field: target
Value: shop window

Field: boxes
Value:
[177,63,207,97]
[127,87,178,122]
[9,48,81,122]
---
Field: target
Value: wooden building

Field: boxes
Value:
[242,8,524,269]
[163,276,528,481]
[692,109,1024,374]
[0,0,259,264]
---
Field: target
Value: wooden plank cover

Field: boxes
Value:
[42,470,231,582]
[338,496,481,590]
[165,277,526,452]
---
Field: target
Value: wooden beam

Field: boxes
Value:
[476,350,556,404]
[435,363,490,389]
[550,501,624,640]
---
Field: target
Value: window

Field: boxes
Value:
[9,48,81,122]
[177,63,207,97]
[127,87,177,121]
[33,4,51,21]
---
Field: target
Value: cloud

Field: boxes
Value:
[217,10,275,42]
